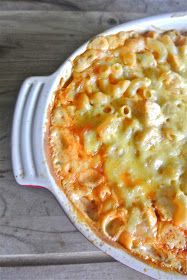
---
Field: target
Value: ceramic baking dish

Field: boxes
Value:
[12,13,187,279]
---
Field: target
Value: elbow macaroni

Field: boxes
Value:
[49,30,187,275]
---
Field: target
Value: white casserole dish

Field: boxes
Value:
[12,13,187,279]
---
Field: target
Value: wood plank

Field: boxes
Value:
[0,11,146,63]
[0,262,152,280]
[0,251,112,266]
[0,0,186,14]
[0,215,100,255]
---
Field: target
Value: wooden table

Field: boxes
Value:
[0,1,186,279]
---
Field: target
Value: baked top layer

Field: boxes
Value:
[49,30,187,274]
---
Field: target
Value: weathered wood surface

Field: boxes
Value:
[0,6,185,279]
[0,0,186,13]
[0,262,151,280]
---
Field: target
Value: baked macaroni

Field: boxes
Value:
[49,30,187,274]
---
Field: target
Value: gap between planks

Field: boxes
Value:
[0,251,113,266]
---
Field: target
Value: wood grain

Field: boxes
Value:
[0,0,186,13]
[0,262,152,280]
[0,251,112,266]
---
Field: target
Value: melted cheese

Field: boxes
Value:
[49,30,187,275]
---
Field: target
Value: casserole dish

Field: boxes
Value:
[12,13,187,279]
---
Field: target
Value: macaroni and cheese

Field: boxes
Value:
[49,30,187,274]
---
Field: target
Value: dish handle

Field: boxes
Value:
[11,75,53,190]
